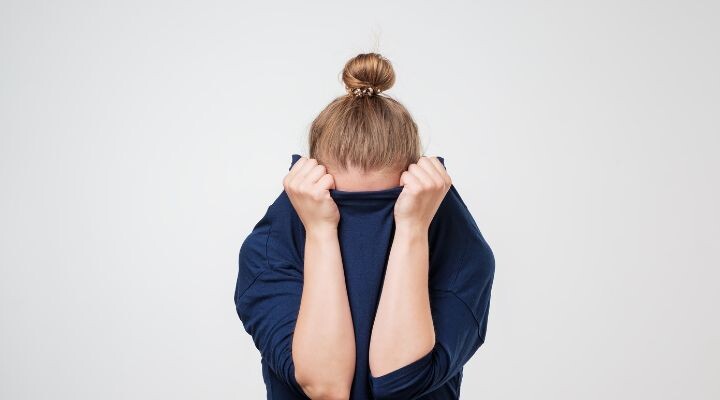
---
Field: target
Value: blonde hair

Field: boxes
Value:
[308,53,422,173]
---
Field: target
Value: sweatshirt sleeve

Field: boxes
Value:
[369,224,495,400]
[234,203,310,399]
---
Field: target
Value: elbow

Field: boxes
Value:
[295,369,351,400]
[293,349,355,399]
[297,382,351,400]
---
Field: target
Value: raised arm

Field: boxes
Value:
[369,156,449,380]
[369,157,494,399]
[369,219,435,374]
[368,230,493,399]
[285,157,356,399]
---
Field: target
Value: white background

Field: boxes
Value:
[1,1,718,399]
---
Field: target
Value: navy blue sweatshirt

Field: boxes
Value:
[234,154,495,399]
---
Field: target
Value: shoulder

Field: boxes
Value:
[444,184,493,257]
[237,190,303,290]
[430,184,495,294]
[266,190,297,221]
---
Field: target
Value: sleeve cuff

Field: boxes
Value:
[369,347,435,399]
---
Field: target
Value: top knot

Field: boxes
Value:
[342,53,395,98]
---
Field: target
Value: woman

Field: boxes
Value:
[235,53,495,400]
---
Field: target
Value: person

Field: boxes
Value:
[234,53,495,400]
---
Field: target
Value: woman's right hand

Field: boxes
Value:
[283,156,340,233]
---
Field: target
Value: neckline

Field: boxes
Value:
[288,153,445,201]
[330,185,404,200]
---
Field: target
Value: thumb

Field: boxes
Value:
[399,171,409,187]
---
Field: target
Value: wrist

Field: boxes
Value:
[305,224,338,240]
[394,220,429,240]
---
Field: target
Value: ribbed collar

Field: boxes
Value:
[288,153,445,206]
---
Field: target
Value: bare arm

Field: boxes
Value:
[293,226,355,399]
[369,222,435,377]
[284,156,355,399]
[369,156,452,379]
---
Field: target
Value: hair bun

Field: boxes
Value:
[342,53,395,97]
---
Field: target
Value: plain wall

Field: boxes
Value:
[1,0,718,398]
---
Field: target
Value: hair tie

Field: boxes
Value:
[346,86,382,97]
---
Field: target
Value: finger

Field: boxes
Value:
[417,156,443,184]
[305,164,327,185]
[399,170,409,186]
[316,174,335,191]
[296,157,319,181]
[288,156,308,179]
[418,156,448,188]
[426,156,451,186]
[284,157,302,190]
[408,161,436,189]
[286,157,320,191]
[400,169,422,193]
[287,158,317,190]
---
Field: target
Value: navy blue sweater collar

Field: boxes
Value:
[289,153,446,206]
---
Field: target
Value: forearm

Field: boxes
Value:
[369,223,435,378]
[293,226,355,397]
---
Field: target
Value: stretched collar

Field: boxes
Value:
[288,153,446,208]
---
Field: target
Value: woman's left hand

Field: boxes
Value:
[394,156,452,231]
